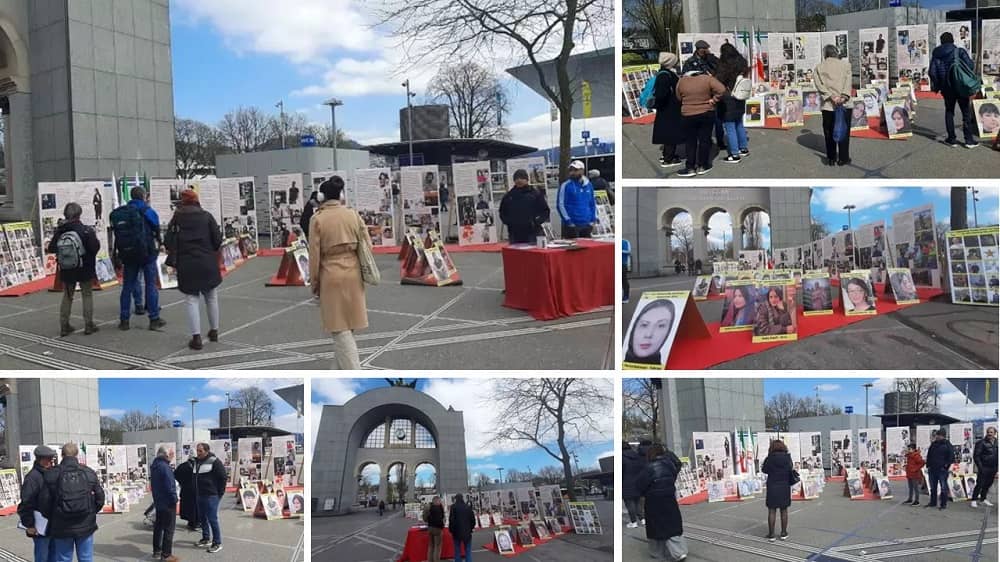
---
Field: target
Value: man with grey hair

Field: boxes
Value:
[18,445,57,562]
[150,447,178,561]
[43,443,104,562]
[46,203,101,336]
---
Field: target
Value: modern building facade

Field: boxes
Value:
[623,187,812,277]
[0,0,177,224]
[312,385,468,514]
[683,0,796,34]
[658,378,766,460]
[1,378,100,468]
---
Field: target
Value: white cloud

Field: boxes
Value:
[313,379,362,405]
[193,417,217,430]
[865,378,999,420]
[507,113,614,150]
[167,406,185,419]
[705,212,733,248]
[877,204,891,211]
[814,187,903,214]
[816,384,841,392]
[920,186,952,198]
[100,408,124,417]
[201,394,226,404]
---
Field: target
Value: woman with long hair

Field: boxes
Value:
[844,277,875,312]
[753,287,794,335]
[714,43,751,163]
[890,106,911,134]
[721,285,753,326]
[762,439,794,542]
[624,299,676,365]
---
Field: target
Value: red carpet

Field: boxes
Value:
[257,248,285,257]
[665,284,944,370]
[0,275,54,297]
[623,114,655,125]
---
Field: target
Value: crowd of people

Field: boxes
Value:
[17,442,229,561]
[622,427,997,559]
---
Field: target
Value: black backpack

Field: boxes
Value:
[110,204,151,263]
[53,465,92,518]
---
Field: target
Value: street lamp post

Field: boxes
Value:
[323,98,344,171]
[863,382,873,419]
[497,467,504,483]
[188,398,199,444]
[226,392,232,458]
[970,187,980,227]
[275,101,286,149]
[402,80,416,166]
[843,204,857,267]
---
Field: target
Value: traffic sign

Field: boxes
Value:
[172,420,183,428]
[845,405,854,414]
[300,134,317,147]
[581,130,591,140]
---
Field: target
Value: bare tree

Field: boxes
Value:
[537,465,564,485]
[426,62,511,139]
[175,118,223,179]
[623,378,659,441]
[623,0,683,52]
[118,410,149,432]
[765,392,843,431]
[218,107,274,153]
[233,386,275,426]
[895,379,940,413]
[375,0,613,182]
[742,211,766,251]
[811,219,831,242]
[473,472,493,488]
[100,416,123,445]
[484,378,611,501]
[670,220,694,265]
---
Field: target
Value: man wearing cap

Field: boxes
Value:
[499,169,550,244]
[556,161,597,239]
[925,429,954,510]
[18,445,57,562]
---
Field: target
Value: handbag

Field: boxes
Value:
[832,105,848,143]
[355,215,381,286]
[789,469,801,486]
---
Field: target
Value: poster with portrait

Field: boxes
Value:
[857,427,883,472]
[692,275,712,300]
[781,94,804,127]
[801,272,833,316]
[854,220,887,281]
[622,64,661,119]
[973,99,1000,140]
[856,88,881,121]
[984,19,1000,77]
[751,280,797,343]
[260,493,284,520]
[37,181,115,276]
[801,89,821,115]
[793,33,821,83]
[743,97,764,128]
[948,423,974,474]
[830,430,853,476]
[884,100,912,139]
[884,427,909,477]
[693,432,734,484]
[676,33,734,62]
[767,32,795,88]
[876,475,893,499]
[269,435,299,487]
[893,204,940,288]
[841,270,877,316]
[622,291,690,369]
[506,157,549,191]
[184,179,223,236]
[495,529,516,554]
[719,279,756,332]
[859,27,890,83]
[399,166,441,237]
[821,30,849,60]
[739,249,766,271]
[0,222,46,290]
[762,92,782,120]
[800,432,823,471]
[267,174,304,249]
[886,268,919,304]
[846,469,864,499]
[945,226,998,305]
[352,168,396,247]
[219,177,259,247]
[452,161,497,246]
[896,25,930,90]
[238,437,263,481]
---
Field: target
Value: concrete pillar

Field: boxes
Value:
[0,92,35,224]
[693,221,709,267]
[1,379,19,471]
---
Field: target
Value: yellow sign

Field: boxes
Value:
[581,81,592,118]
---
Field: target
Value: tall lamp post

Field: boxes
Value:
[275,101,286,149]
[225,392,232,458]
[969,187,980,227]
[323,98,343,171]
[402,79,416,166]
[843,204,857,267]
[188,398,199,443]
[863,382,873,420]
[497,467,505,483]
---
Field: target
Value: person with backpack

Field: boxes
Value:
[192,443,228,553]
[814,44,853,166]
[18,445,57,562]
[930,32,981,148]
[112,187,165,331]
[43,443,104,562]
[164,189,224,351]
[149,447,179,562]
[715,43,751,163]
[648,52,684,168]
[47,203,101,337]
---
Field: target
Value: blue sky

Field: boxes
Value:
[312,379,614,486]
[169,1,613,149]
[763,378,998,421]
[98,378,303,435]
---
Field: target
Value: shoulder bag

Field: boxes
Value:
[355,214,381,286]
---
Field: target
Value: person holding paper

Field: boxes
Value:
[18,445,57,562]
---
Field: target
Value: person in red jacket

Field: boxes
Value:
[905,443,925,506]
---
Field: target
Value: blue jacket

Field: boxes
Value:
[622,239,631,269]
[557,177,596,226]
[929,43,974,95]
[150,455,177,510]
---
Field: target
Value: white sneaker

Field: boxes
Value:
[640,518,646,526]
[971,500,979,508]
[984,500,995,507]
[626,522,638,528]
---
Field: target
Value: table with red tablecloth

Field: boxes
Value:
[501,240,614,320]
[397,526,464,562]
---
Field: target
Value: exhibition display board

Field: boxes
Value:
[945,226,998,305]
[219,177,260,247]
[594,190,614,236]
[0,469,19,511]
[37,182,117,281]
[895,25,930,90]
[949,423,974,474]
[622,290,709,369]
[984,20,1000,77]
[452,161,498,245]
[0,222,46,293]
[622,64,660,120]
[693,432,734,485]
[830,430,853,477]
[352,168,396,247]
[267,173,305,249]
[854,221,887,281]
[857,427,883,472]
[185,178,223,234]
[884,427,909,477]
[860,28,890,83]
[506,157,548,191]
[399,165,441,237]
[239,437,264,481]
[891,204,940,288]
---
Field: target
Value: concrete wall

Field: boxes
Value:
[11,379,100,455]
[685,0,796,34]
[788,414,881,472]
[660,378,765,458]
[0,0,33,223]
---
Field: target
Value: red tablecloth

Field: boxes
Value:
[398,527,458,562]
[501,240,614,320]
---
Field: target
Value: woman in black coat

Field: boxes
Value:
[634,444,688,560]
[761,439,794,541]
[651,52,684,168]
[173,458,200,531]
[165,189,223,350]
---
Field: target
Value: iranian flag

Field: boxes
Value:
[753,27,766,84]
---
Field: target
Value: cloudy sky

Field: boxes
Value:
[313,378,615,485]
[170,1,614,149]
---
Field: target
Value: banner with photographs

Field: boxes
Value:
[452,161,497,245]
[622,64,660,119]
[352,168,396,247]
[125,445,148,482]
[594,190,614,236]
[860,27,890,83]
[842,270,877,315]
[854,221,887,282]
[793,33,821,83]
[896,25,930,90]
[802,272,833,315]
[830,430,853,475]
[936,21,972,54]
[857,427,883,472]
[506,157,548,191]
[692,432,733,486]
[752,280,798,343]
[767,33,795,88]
[238,437,263,481]
[38,182,116,276]
[219,177,259,247]
[739,249,766,271]
[148,178,183,227]
[821,30,849,60]
[1,222,46,290]
[399,165,441,237]
[892,204,940,288]
[268,435,300,487]
[800,432,823,471]
[623,291,689,369]
[677,33,734,63]
[733,428,758,478]
[268,174,305,249]
[184,179,223,235]
[719,279,755,332]
[945,226,998,305]
[884,427,909,477]
[948,423,974,474]
[982,19,1000,77]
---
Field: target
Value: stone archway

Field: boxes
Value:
[659,206,691,271]
[414,462,437,496]
[356,461,382,506]
[738,204,771,257]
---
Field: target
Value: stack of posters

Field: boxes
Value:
[622,64,660,119]
[452,162,497,245]
[945,226,998,305]
[0,222,46,290]
[267,174,305,249]
[751,280,798,343]
[399,166,441,237]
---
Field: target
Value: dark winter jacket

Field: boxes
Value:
[652,69,684,146]
[499,186,550,244]
[634,451,683,540]
[150,455,178,511]
[164,203,223,295]
[762,451,793,509]
[929,43,975,95]
[41,456,104,539]
[682,52,719,75]
[448,499,477,540]
[17,463,52,529]
[174,459,199,523]
[424,503,445,529]
[300,198,320,234]
[926,439,955,471]
[975,437,998,472]
[621,447,647,499]
[556,177,596,227]
[192,454,229,498]
[46,219,101,285]
[590,176,611,196]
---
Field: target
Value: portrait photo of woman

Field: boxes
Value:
[720,284,755,329]
[889,270,918,302]
[753,284,797,338]
[623,298,681,368]
[843,276,877,313]
[851,101,868,129]
[886,104,911,136]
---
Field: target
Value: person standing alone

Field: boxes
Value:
[150,447,179,561]
[925,429,954,510]
[970,426,997,508]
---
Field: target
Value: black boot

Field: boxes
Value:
[188,334,203,350]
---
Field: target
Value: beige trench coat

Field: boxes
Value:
[308,201,370,333]
[814,57,852,112]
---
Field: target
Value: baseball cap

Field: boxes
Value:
[569,160,586,170]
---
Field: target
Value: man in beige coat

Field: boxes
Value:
[814,44,853,166]
[308,177,370,369]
